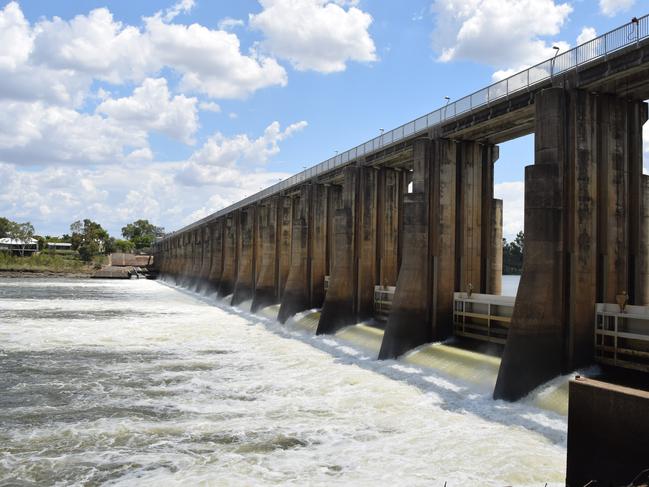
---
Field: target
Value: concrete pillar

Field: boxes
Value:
[217,214,237,297]
[232,206,256,306]
[206,220,223,293]
[638,175,649,305]
[378,192,430,358]
[489,199,503,295]
[376,168,402,287]
[278,186,311,323]
[356,167,378,319]
[309,184,329,308]
[380,138,458,358]
[494,88,647,400]
[252,199,279,312]
[277,196,292,297]
[317,166,360,334]
[326,185,343,275]
[197,224,212,291]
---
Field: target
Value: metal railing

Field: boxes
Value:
[453,292,515,345]
[165,14,649,239]
[595,303,649,372]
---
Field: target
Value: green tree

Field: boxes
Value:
[0,217,14,238]
[70,219,110,262]
[503,231,524,275]
[113,239,135,253]
[121,219,164,250]
[8,222,35,256]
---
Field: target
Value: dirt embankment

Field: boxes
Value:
[0,269,94,278]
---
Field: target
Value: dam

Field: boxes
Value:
[153,15,649,485]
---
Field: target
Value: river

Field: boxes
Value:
[0,276,565,486]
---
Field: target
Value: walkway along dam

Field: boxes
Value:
[154,16,649,483]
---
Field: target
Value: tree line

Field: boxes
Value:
[0,217,164,262]
[503,231,524,275]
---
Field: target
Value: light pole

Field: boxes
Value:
[550,45,560,82]
[443,96,451,120]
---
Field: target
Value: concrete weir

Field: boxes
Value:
[155,18,649,413]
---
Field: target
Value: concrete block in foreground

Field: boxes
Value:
[567,377,649,486]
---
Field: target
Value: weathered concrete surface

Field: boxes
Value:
[278,187,311,323]
[277,196,292,298]
[376,168,402,288]
[251,199,279,312]
[638,175,649,305]
[567,377,649,486]
[110,254,152,267]
[308,184,329,309]
[489,199,503,295]
[232,207,256,306]
[217,215,238,297]
[318,167,359,334]
[495,88,649,400]
[206,220,223,293]
[379,192,430,359]
[196,225,212,291]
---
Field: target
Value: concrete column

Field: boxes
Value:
[206,220,223,293]
[494,88,648,400]
[197,224,212,291]
[629,102,648,304]
[278,186,311,322]
[488,199,503,295]
[356,167,378,320]
[317,166,359,334]
[309,184,329,308]
[232,206,256,306]
[457,141,485,293]
[380,138,457,358]
[252,199,279,312]
[277,196,292,298]
[376,168,401,287]
[379,192,430,358]
[326,185,343,275]
[217,214,237,297]
[638,175,649,305]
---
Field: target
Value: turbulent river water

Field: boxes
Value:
[0,277,566,486]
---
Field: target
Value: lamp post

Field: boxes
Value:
[443,96,451,120]
[550,45,560,82]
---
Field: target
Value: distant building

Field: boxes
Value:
[46,242,72,251]
[0,237,39,255]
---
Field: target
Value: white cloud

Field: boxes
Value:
[217,17,245,30]
[162,0,195,22]
[577,26,597,45]
[599,0,635,17]
[177,120,307,186]
[1,2,287,105]
[0,100,148,166]
[145,15,287,98]
[432,0,573,71]
[199,101,222,112]
[97,78,198,144]
[495,181,524,240]
[250,0,377,73]
[0,2,32,71]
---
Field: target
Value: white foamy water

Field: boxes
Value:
[0,278,566,486]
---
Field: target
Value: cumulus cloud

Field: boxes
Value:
[432,0,572,73]
[577,26,597,45]
[176,120,308,186]
[495,181,525,240]
[199,101,221,112]
[0,1,287,105]
[0,100,148,166]
[250,0,377,73]
[599,0,635,17]
[217,17,244,30]
[97,78,198,144]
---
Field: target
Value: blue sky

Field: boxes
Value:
[0,0,645,239]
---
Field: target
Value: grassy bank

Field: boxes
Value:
[0,252,106,274]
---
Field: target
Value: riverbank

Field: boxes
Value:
[0,252,103,277]
[0,269,93,278]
